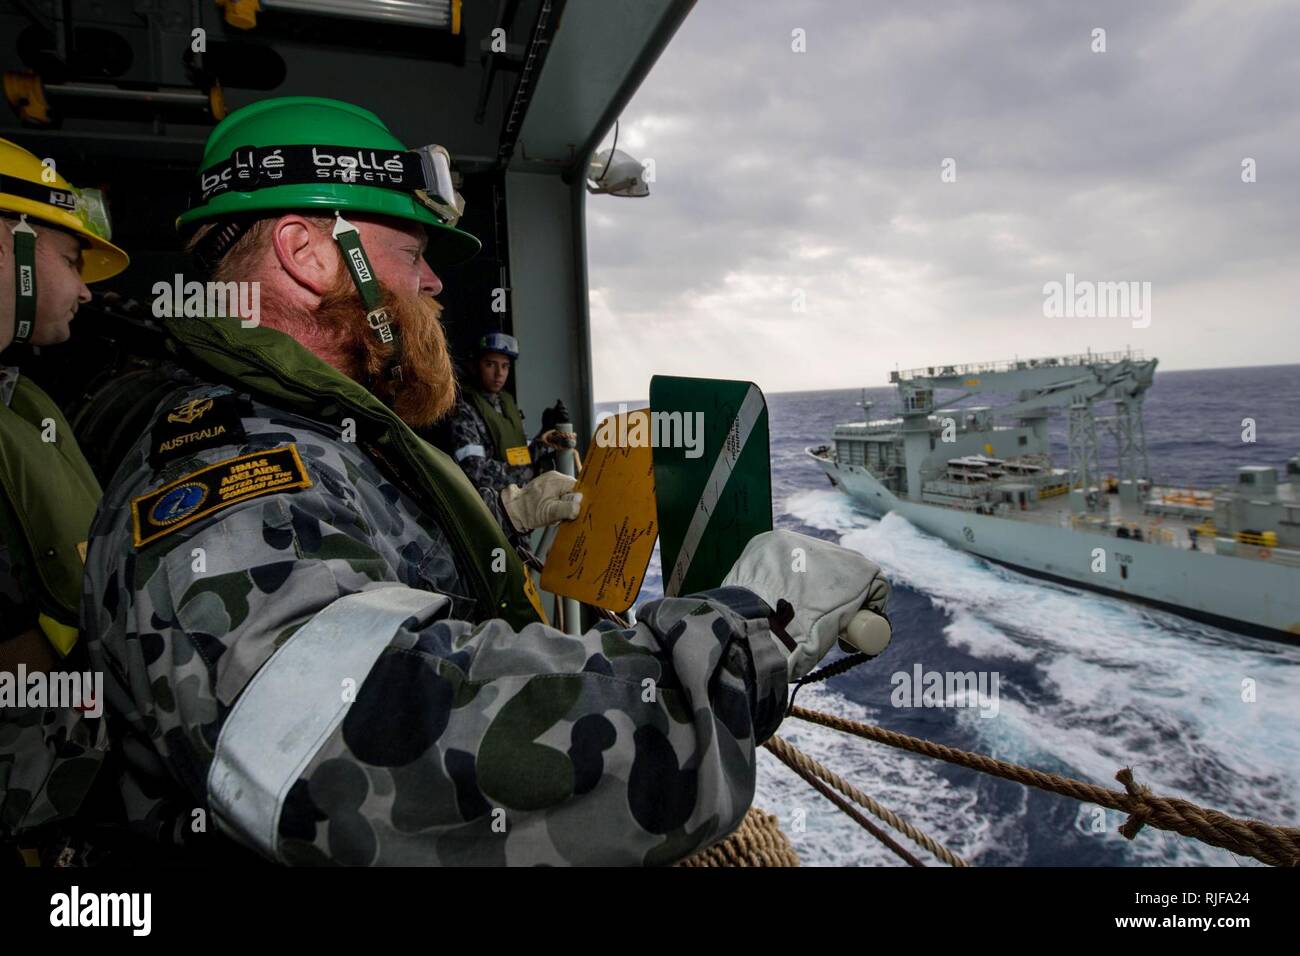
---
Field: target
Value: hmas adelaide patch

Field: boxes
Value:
[148,394,251,469]
[131,445,312,547]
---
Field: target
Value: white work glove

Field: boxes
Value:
[722,529,891,681]
[500,471,583,532]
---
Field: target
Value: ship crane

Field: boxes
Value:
[893,351,1158,510]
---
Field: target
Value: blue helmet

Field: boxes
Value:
[477,332,519,360]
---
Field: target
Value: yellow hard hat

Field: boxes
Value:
[0,136,129,283]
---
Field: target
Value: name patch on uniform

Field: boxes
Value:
[505,445,532,466]
[148,394,251,469]
[131,445,312,547]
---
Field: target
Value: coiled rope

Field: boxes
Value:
[677,807,800,867]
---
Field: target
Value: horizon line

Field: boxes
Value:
[593,358,1300,405]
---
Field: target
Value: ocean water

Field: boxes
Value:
[596,363,1300,866]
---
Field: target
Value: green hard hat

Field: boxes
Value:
[177,96,481,266]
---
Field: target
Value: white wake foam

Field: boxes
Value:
[754,681,996,866]
[761,505,1300,866]
[783,488,878,533]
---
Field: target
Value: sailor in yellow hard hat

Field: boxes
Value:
[0,137,128,347]
[0,136,128,864]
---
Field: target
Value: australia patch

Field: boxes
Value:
[131,445,313,548]
[148,393,252,469]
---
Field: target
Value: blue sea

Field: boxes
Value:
[597,363,1300,866]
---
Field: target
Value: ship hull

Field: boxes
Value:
[812,454,1300,645]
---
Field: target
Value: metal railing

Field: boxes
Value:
[832,419,903,436]
[893,349,1144,382]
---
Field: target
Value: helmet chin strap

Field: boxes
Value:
[331,211,403,384]
[7,214,38,346]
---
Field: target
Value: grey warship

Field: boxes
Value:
[809,351,1300,643]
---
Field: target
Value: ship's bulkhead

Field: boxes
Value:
[1,0,694,467]
[1,0,695,617]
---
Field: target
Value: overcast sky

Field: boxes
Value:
[584,0,1300,402]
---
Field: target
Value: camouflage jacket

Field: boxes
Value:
[446,393,556,547]
[83,367,788,866]
[0,366,107,848]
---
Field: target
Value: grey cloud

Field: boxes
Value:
[586,0,1300,399]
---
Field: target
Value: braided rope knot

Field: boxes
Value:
[1115,767,1155,840]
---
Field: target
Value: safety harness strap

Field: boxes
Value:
[9,216,37,345]
[331,212,403,382]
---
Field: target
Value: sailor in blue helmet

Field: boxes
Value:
[447,330,579,548]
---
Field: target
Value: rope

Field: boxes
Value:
[791,705,1300,867]
[676,807,800,867]
[764,734,968,867]
[764,736,925,866]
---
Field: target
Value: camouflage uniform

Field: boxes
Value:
[83,354,788,865]
[0,366,107,856]
[446,391,555,548]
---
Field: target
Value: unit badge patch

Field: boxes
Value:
[131,445,313,547]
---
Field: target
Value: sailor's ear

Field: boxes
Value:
[270,214,336,297]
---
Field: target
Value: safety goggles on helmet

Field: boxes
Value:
[189,141,465,227]
[478,332,520,360]
[75,187,113,240]
[0,174,114,242]
[413,145,464,226]
[3,178,123,344]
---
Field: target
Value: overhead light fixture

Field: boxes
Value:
[260,0,457,30]
[586,148,650,198]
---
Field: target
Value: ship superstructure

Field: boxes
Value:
[810,352,1300,641]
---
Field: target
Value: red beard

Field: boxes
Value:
[309,271,458,427]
